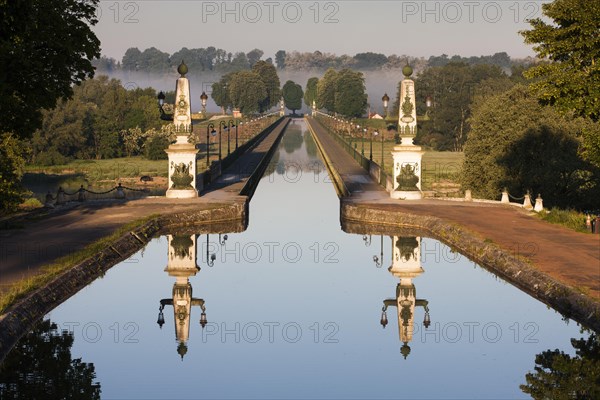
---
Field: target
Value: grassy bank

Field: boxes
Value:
[25,156,168,181]
[537,209,592,233]
[0,214,158,313]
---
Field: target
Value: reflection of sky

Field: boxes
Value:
[45,120,587,399]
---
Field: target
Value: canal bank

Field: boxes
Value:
[0,118,291,359]
[306,116,600,332]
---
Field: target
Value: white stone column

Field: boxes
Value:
[391,66,423,200]
[166,61,199,198]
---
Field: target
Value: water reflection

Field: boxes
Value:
[521,333,600,399]
[0,319,101,399]
[379,236,431,359]
[156,234,207,360]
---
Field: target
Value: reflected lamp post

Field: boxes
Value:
[206,234,216,267]
[206,123,216,168]
[372,235,384,268]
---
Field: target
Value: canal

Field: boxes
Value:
[0,119,595,399]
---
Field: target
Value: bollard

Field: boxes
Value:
[534,194,544,212]
[56,187,66,205]
[501,189,509,204]
[115,183,125,199]
[77,185,85,202]
[523,192,533,210]
[586,215,592,232]
[44,191,55,208]
[595,217,600,234]
[464,189,472,201]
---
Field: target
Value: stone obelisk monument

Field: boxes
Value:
[391,66,424,200]
[165,61,199,198]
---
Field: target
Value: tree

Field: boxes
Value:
[461,84,600,209]
[282,80,303,115]
[0,0,101,139]
[228,71,267,114]
[252,60,281,111]
[275,50,286,69]
[520,0,600,122]
[334,69,367,118]
[0,319,101,399]
[317,68,338,111]
[246,48,264,67]
[304,77,319,108]
[414,62,506,151]
[0,134,28,214]
[353,52,388,69]
[211,73,234,114]
[521,334,600,399]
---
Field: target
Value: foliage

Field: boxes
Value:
[536,209,591,233]
[0,134,29,214]
[521,334,600,399]
[352,52,389,69]
[275,50,286,69]
[228,70,267,114]
[304,77,319,108]
[427,52,513,69]
[282,80,303,114]
[412,62,507,151]
[211,73,233,113]
[144,127,173,160]
[317,68,338,111]
[252,60,281,111]
[31,76,163,162]
[0,0,101,139]
[0,319,101,399]
[461,84,600,209]
[520,0,600,122]
[334,69,368,118]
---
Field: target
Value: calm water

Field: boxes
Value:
[1,119,595,399]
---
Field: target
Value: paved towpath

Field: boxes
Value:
[307,117,600,299]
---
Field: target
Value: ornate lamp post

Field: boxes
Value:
[226,120,236,155]
[382,93,390,119]
[218,121,227,160]
[200,91,208,116]
[370,130,378,161]
[206,123,216,168]
[362,128,367,156]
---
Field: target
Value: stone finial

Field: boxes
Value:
[534,193,544,212]
[464,189,472,201]
[177,60,188,77]
[402,65,413,78]
[501,189,509,203]
[523,191,533,210]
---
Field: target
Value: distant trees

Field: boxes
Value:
[252,61,281,112]
[304,77,319,108]
[282,80,303,115]
[316,69,367,118]
[275,50,286,69]
[334,70,368,118]
[228,71,267,114]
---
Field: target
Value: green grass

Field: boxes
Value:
[536,209,591,233]
[0,214,159,314]
[25,156,169,181]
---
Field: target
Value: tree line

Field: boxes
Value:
[94,47,527,74]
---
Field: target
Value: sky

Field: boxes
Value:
[93,0,550,61]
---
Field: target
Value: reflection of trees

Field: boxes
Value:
[0,319,101,399]
[521,333,600,399]
[171,235,193,259]
[304,131,318,157]
[282,125,303,154]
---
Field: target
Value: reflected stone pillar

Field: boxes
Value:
[158,234,206,360]
[165,61,199,198]
[382,236,430,359]
[391,66,424,200]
